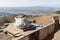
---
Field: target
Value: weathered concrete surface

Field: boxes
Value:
[39,27,48,40]
[19,36,29,40]
[48,24,55,34]
[12,36,29,40]
[39,23,55,40]
[44,24,60,40]
[4,23,23,37]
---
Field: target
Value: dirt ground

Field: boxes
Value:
[28,15,53,26]
[0,32,12,40]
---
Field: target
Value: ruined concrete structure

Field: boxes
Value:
[0,14,60,40]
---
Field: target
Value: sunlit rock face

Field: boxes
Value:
[14,16,31,28]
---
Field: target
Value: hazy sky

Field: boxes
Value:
[0,0,60,7]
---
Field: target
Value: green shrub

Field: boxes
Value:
[56,11,60,14]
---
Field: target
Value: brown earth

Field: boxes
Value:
[0,32,12,40]
[28,14,53,26]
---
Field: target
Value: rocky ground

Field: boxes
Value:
[0,32,12,40]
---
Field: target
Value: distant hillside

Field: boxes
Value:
[0,6,60,12]
[0,6,60,15]
[0,12,13,17]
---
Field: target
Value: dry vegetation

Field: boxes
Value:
[28,15,53,26]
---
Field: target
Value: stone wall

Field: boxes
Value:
[12,36,29,40]
[19,36,29,40]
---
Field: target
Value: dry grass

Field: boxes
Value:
[28,15,53,26]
